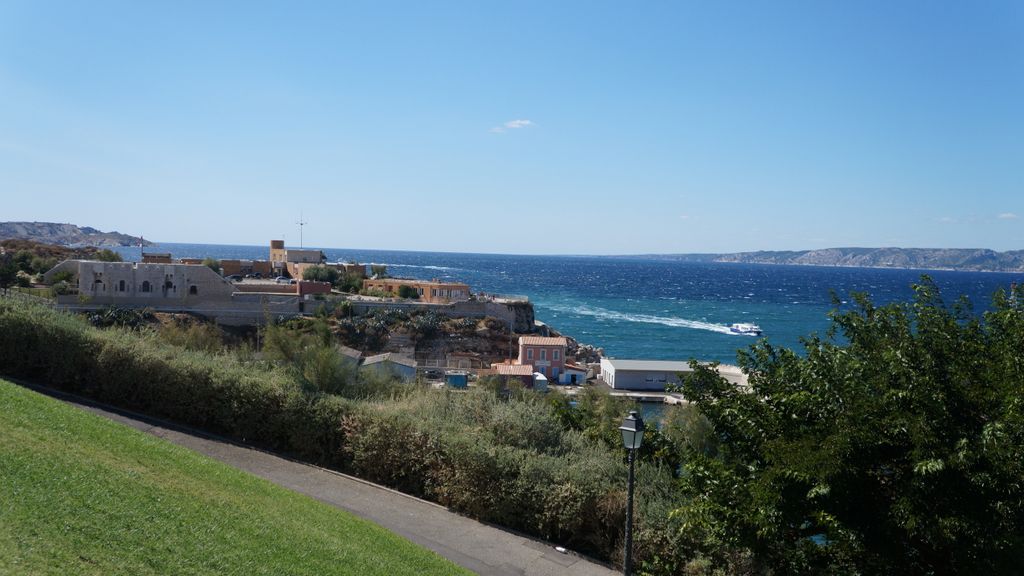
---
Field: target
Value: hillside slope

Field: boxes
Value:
[632,247,1024,272]
[0,222,150,247]
[0,378,469,576]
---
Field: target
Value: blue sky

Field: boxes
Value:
[1,1,1021,254]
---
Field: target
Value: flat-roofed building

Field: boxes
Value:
[268,240,326,278]
[599,358,691,391]
[362,278,471,304]
[141,252,173,264]
[599,358,748,391]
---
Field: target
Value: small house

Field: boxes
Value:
[533,372,549,392]
[559,362,588,385]
[362,353,417,380]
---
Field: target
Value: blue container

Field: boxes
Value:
[445,371,469,389]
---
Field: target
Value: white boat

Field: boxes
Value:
[729,323,763,336]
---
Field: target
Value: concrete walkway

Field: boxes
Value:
[27,384,619,576]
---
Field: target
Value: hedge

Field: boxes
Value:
[0,299,684,568]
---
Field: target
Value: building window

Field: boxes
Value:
[541,349,547,361]
[141,281,151,293]
[553,350,560,361]
[118,280,126,292]
[189,285,198,295]
[527,348,533,360]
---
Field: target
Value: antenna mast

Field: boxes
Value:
[296,213,308,248]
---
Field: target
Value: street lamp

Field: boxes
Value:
[619,410,645,576]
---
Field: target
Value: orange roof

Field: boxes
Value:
[493,364,534,376]
[518,336,567,347]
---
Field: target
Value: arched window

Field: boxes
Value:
[118,280,126,292]
[189,285,198,295]
[141,281,151,293]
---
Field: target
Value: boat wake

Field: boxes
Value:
[369,263,464,272]
[548,304,737,335]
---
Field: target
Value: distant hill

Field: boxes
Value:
[627,247,1024,272]
[0,222,151,247]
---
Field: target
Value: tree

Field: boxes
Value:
[337,273,363,293]
[397,284,419,299]
[0,254,17,290]
[676,278,1024,575]
[303,265,339,284]
[95,249,123,262]
[202,257,221,274]
[370,264,388,278]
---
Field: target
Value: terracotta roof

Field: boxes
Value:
[493,364,534,376]
[518,336,568,346]
[564,362,588,372]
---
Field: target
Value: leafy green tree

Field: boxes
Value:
[202,257,220,274]
[676,278,1024,575]
[13,250,33,272]
[0,255,17,290]
[95,249,123,262]
[302,265,339,284]
[370,264,388,278]
[397,284,419,299]
[337,273,363,293]
[50,270,74,284]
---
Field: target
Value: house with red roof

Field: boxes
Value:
[517,336,567,380]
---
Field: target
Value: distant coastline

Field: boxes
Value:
[0,222,151,248]
[618,247,1024,273]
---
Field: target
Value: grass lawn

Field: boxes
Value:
[0,379,471,575]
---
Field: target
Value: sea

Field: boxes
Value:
[114,243,1023,365]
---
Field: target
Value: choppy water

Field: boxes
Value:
[114,243,1022,364]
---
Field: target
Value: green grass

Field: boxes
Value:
[0,379,471,576]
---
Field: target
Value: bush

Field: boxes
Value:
[0,299,691,567]
[397,284,419,299]
[96,249,122,262]
[303,265,339,284]
[202,257,220,273]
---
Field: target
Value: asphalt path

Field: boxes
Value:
[19,382,620,576]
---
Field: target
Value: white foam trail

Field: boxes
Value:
[366,263,464,272]
[404,264,462,271]
[548,304,738,335]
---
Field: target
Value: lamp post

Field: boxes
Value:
[619,410,645,576]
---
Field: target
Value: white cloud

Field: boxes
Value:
[679,214,690,220]
[936,216,956,224]
[490,119,534,133]
[997,212,1019,220]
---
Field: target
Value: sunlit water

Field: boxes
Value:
[115,243,1022,364]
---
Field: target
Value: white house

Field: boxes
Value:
[600,358,748,391]
[599,358,692,391]
[559,362,589,385]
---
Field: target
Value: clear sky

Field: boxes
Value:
[1,1,1021,254]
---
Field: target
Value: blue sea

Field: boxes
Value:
[114,243,1023,365]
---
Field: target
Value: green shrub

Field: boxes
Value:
[0,299,689,568]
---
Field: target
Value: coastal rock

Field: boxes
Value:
[631,247,1024,272]
[0,221,151,247]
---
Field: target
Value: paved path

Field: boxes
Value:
[27,384,619,576]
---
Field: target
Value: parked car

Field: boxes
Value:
[274,276,291,284]
[226,274,243,282]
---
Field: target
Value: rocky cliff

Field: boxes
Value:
[0,222,151,247]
